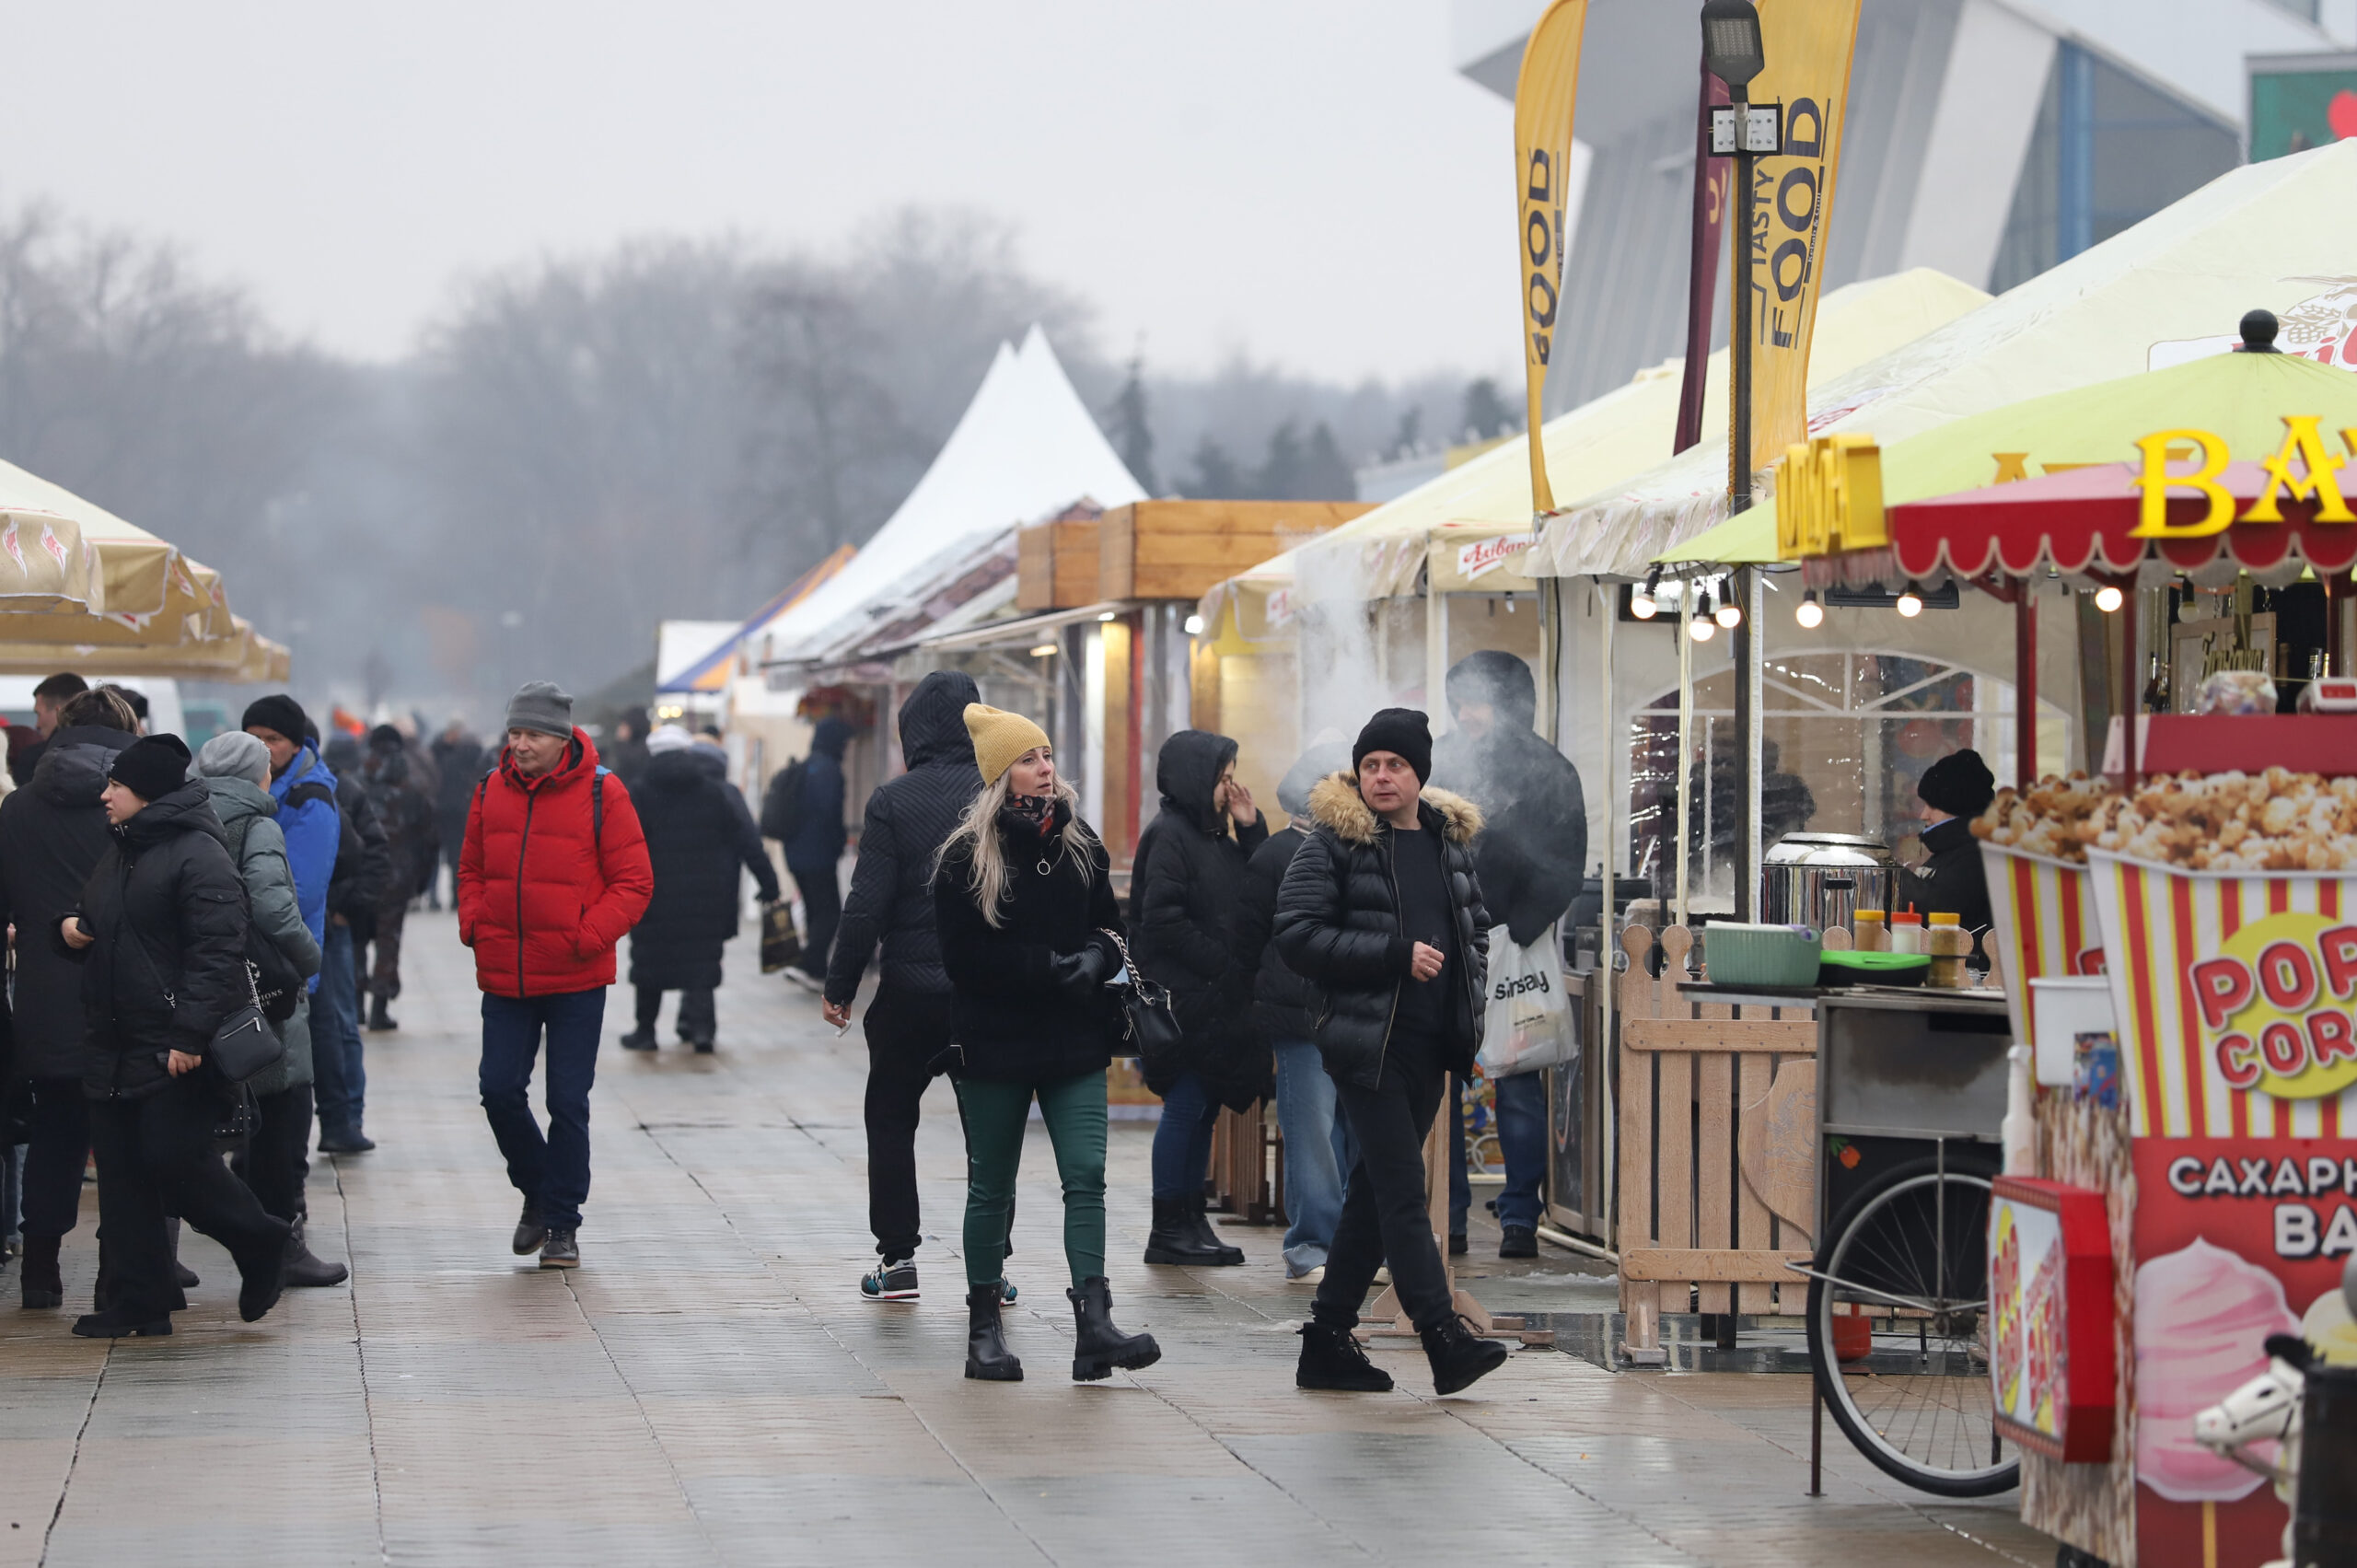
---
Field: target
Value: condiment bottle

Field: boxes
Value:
[1889,911,1924,955]
[1852,909,1887,952]
[1926,912,1970,988]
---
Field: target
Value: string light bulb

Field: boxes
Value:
[1713,585,1743,629]
[1688,615,1715,643]
[1794,590,1823,630]
[1896,585,1924,618]
[2094,584,2124,613]
[1632,565,1662,620]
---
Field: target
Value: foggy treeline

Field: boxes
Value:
[0,201,1504,716]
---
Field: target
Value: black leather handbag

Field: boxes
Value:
[1098,929,1182,1065]
[129,929,283,1086]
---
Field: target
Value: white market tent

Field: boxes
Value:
[757,324,1144,671]
[1539,137,2357,580]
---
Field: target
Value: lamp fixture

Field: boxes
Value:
[1029,644,1058,658]
[1794,590,1823,629]
[1714,587,1743,629]
[1183,613,1205,635]
[1097,610,1117,622]
[1896,585,1924,618]
[1688,615,1715,643]
[1701,0,1766,88]
[2094,584,2124,613]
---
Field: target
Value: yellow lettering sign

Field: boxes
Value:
[1775,435,1884,558]
[2130,428,2234,538]
[2245,415,2355,522]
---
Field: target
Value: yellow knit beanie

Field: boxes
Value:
[964,703,1051,788]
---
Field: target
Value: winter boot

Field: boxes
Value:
[1143,1196,1228,1265]
[168,1218,199,1289]
[964,1283,1023,1381]
[236,1218,295,1323]
[1186,1197,1246,1265]
[20,1234,62,1309]
[1295,1320,1394,1392]
[619,1027,657,1051]
[72,1307,171,1339]
[366,994,398,1032]
[282,1220,349,1288]
[512,1200,548,1256]
[1420,1314,1509,1396]
[1068,1276,1160,1381]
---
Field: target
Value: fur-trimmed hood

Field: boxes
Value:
[1304,771,1482,847]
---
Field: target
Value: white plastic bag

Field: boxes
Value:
[1476,923,1574,1077]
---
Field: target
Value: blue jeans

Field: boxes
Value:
[1450,1069,1549,1234]
[1149,1070,1222,1202]
[311,923,367,1136]
[1272,1040,1352,1275]
[479,989,606,1230]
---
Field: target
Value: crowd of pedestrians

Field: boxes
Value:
[0,645,1586,1402]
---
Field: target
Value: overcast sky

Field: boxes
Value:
[2,2,1521,384]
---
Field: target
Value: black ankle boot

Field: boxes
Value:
[1296,1320,1394,1391]
[1186,1197,1245,1265]
[282,1220,349,1288]
[1143,1196,1226,1265]
[1420,1314,1509,1395]
[20,1234,62,1309]
[964,1283,1023,1381]
[367,995,397,1031]
[1067,1276,1160,1381]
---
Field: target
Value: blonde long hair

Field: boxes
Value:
[940,768,1096,928]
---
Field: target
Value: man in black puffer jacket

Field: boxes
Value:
[822,671,984,1300]
[62,735,292,1337]
[1132,727,1267,1267]
[0,687,137,1308]
[623,728,779,1051]
[1274,709,1505,1398]
[1232,742,1352,1281]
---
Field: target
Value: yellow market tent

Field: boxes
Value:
[1548,137,2357,581]
[1201,268,1989,640]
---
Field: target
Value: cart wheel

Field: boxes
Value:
[1805,1156,2018,1498]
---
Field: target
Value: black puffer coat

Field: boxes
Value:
[0,725,134,1080]
[934,796,1124,1084]
[1230,746,1348,1048]
[825,672,983,1004]
[1903,815,1993,936]
[1432,651,1586,947]
[1129,729,1269,1107]
[629,747,780,990]
[68,780,251,1101]
[1273,772,1492,1090]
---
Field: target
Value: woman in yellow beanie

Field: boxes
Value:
[931,705,1159,1383]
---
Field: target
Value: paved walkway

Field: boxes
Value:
[0,912,2058,1566]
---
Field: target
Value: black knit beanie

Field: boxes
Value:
[110,733,192,803]
[1353,708,1433,784]
[241,693,308,747]
[1918,749,1996,819]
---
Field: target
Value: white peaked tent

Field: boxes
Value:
[759,324,1145,669]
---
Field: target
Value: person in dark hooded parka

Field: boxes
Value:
[0,687,137,1309]
[769,717,853,988]
[822,672,984,1300]
[1131,728,1268,1267]
[622,726,780,1051]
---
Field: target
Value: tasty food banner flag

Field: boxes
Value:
[1513,0,1587,517]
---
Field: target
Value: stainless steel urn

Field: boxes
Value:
[1759,832,1898,933]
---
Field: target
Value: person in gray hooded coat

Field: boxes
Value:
[197,733,343,1289]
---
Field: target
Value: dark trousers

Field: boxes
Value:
[634,985,715,1043]
[363,902,408,1002]
[862,986,949,1261]
[479,989,604,1230]
[793,867,841,978]
[1450,1069,1548,1234]
[231,1085,314,1225]
[312,926,367,1136]
[22,1076,90,1239]
[1313,1051,1453,1335]
[1149,1069,1222,1201]
[88,1075,290,1318]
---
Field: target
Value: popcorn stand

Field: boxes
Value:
[1841,337,2357,1567]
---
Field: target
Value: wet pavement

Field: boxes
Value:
[0,911,2058,1566]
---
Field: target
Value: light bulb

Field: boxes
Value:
[1794,591,1823,630]
[1896,587,1923,618]
[1630,591,1659,621]
[2094,584,2124,613]
[1714,598,1743,629]
[1183,613,1205,635]
[1688,615,1715,643]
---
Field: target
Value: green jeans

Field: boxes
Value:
[954,1069,1107,1289]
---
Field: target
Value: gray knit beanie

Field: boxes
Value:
[195,730,272,785]
[504,680,574,739]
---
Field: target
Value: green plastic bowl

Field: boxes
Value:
[1817,949,1931,988]
[1702,923,1824,988]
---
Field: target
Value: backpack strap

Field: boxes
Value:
[284,781,336,813]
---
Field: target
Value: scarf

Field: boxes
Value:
[999,791,1058,842]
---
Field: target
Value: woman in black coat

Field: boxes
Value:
[0,687,137,1308]
[1130,728,1266,1267]
[59,735,291,1338]
[623,731,779,1051]
[932,703,1157,1385]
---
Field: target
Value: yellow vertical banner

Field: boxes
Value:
[1514,0,1588,518]
[1741,0,1861,475]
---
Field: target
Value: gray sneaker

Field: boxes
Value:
[861,1259,918,1300]
[540,1227,579,1269]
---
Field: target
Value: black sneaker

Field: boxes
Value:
[540,1227,579,1269]
[319,1127,376,1155]
[1498,1225,1538,1260]
[1296,1321,1394,1392]
[1448,1232,1469,1257]
[619,1028,658,1051]
[512,1201,548,1256]
[862,1259,919,1301]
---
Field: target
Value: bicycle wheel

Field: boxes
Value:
[1805,1156,2017,1497]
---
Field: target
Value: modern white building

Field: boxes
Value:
[1455,0,2357,411]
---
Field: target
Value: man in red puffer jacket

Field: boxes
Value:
[459,681,653,1271]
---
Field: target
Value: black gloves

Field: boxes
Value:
[1049,942,1112,997]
